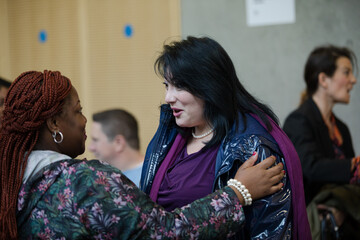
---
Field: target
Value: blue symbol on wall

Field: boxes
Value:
[124,24,133,38]
[38,30,47,43]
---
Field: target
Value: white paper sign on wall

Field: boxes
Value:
[246,0,296,27]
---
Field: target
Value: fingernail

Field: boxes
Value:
[282,170,285,174]
[252,151,257,156]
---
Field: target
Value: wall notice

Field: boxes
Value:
[246,0,295,27]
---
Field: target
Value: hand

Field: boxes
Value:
[231,152,284,204]
[317,204,345,227]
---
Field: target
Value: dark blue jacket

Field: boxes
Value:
[141,104,292,239]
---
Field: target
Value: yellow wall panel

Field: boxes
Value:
[7,0,82,92]
[0,0,11,79]
[1,0,181,158]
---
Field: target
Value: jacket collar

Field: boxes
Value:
[23,150,71,183]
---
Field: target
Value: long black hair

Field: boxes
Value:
[155,36,278,148]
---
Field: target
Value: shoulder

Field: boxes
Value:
[285,100,314,121]
[283,99,321,131]
[68,159,130,185]
[61,159,122,176]
[222,114,282,155]
[224,133,281,162]
[49,159,142,211]
[29,159,127,193]
[19,159,148,238]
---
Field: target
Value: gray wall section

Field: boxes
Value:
[181,0,360,154]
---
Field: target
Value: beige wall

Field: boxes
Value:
[0,0,10,79]
[1,0,181,158]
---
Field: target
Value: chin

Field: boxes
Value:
[80,147,86,155]
[336,99,350,105]
[175,120,190,128]
[72,148,85,159]
[342,96,350,104]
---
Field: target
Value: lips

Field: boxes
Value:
[171,108,183,117]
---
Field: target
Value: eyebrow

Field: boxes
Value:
[72,99,81,108]
[338,63,352,69]
[342,66,352,71]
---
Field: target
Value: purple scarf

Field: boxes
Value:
[149,134,186,202]
[250,113,311,240]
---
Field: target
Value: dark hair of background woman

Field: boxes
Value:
[154,36,279,148]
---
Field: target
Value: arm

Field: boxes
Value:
[19,158,282,239]
[23,161,244,239]
[81,158,282,239]
[241,137,292,240]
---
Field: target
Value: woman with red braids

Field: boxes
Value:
[0,70,284,239]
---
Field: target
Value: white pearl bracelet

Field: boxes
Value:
[227,179,252,206]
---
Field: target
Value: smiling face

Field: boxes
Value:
[56,87,87,158]
[164,80,208,130]
[325,57,357,104]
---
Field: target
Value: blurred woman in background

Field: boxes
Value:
[283,45,360,239]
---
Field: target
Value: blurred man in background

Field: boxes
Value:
[89,109,144,186]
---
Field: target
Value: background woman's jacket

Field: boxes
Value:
[283,98,354,205]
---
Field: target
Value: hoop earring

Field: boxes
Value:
[52,131,64,144]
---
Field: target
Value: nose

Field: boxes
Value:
[88,142,95,153]
[164,87,176,103]
[351,74,357,85]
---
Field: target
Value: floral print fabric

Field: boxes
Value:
[351,156,360,184]
[17,159,244,239]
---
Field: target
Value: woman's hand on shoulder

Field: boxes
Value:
[232,152,284,202]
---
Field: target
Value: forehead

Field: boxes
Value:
[66,87,80,106]
[60,87,79,117]
[91,122,111,140]
[336,57,352,69]
[92,122,104,134]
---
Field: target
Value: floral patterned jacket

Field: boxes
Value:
[17,157,245,239]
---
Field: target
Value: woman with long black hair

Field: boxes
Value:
[141,36,310,239]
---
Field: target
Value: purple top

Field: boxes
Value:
[157,143,219,211]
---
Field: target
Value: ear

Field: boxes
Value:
[318,72,329,89]
[113,135,126,152]
[46,115,60,133]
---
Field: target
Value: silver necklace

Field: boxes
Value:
[192,128,214,139]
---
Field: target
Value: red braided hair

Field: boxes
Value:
[0,70,72,239]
